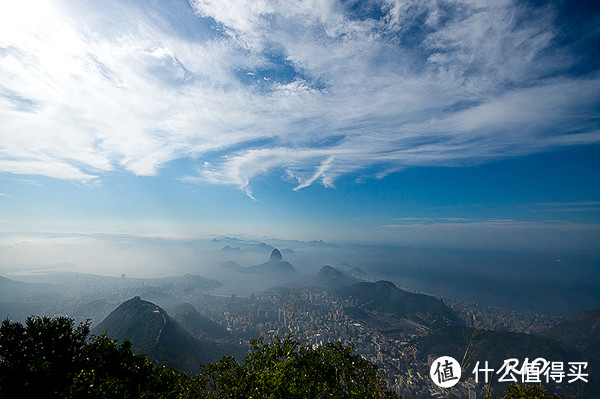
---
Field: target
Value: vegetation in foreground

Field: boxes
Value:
[0,316,563,398]
[0,316,396,398]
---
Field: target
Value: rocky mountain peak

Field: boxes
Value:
[269,248,283,262]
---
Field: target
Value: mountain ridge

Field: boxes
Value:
[337,280,461,329]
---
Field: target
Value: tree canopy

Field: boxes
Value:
[498,383,563,399]
[0,316,397,399]
[198,335,396,399]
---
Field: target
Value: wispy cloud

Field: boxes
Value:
[0,0,598,197]
[382,218,582,229]
[533,201,600,212]
[392,217,473,223]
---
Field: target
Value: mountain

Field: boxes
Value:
[307,240,339,248]
[312,265,361,289]
[0,275,14,285]
[418,325,577,364]
[149,273,222,294]
[337,281,461,329]
[93,297,220,373]
[221,245,243,255]
[0,276,32,300]
[348,267,370,280]
[168,303,229,340]
[543,309,600,352]
[0,275,59,321]
[139,290,179,308]
[238,249,301,280]
[221,260,243,271]
[269,248,283,262]
[333,263,369,280]
[254,242,275,253]
[15,271,222,299]
[0,275,55,298]
[542,309,600,397]
[74,299,118,327]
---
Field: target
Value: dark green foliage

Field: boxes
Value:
[197,335,399,398]
[498,383,563,398]
[0,316,399,399]
[69,333,188,399]
[0,316,89,399]
[0,316,187,399]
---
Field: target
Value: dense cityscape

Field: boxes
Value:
[187,286,566,398]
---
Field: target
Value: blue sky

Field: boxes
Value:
[1,0,599,254]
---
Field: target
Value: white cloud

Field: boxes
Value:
[293,156,335,191]
[0,0,598,195]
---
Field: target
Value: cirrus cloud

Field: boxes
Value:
[0,0,598,197]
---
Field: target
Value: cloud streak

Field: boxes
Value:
[0,0,598,196]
